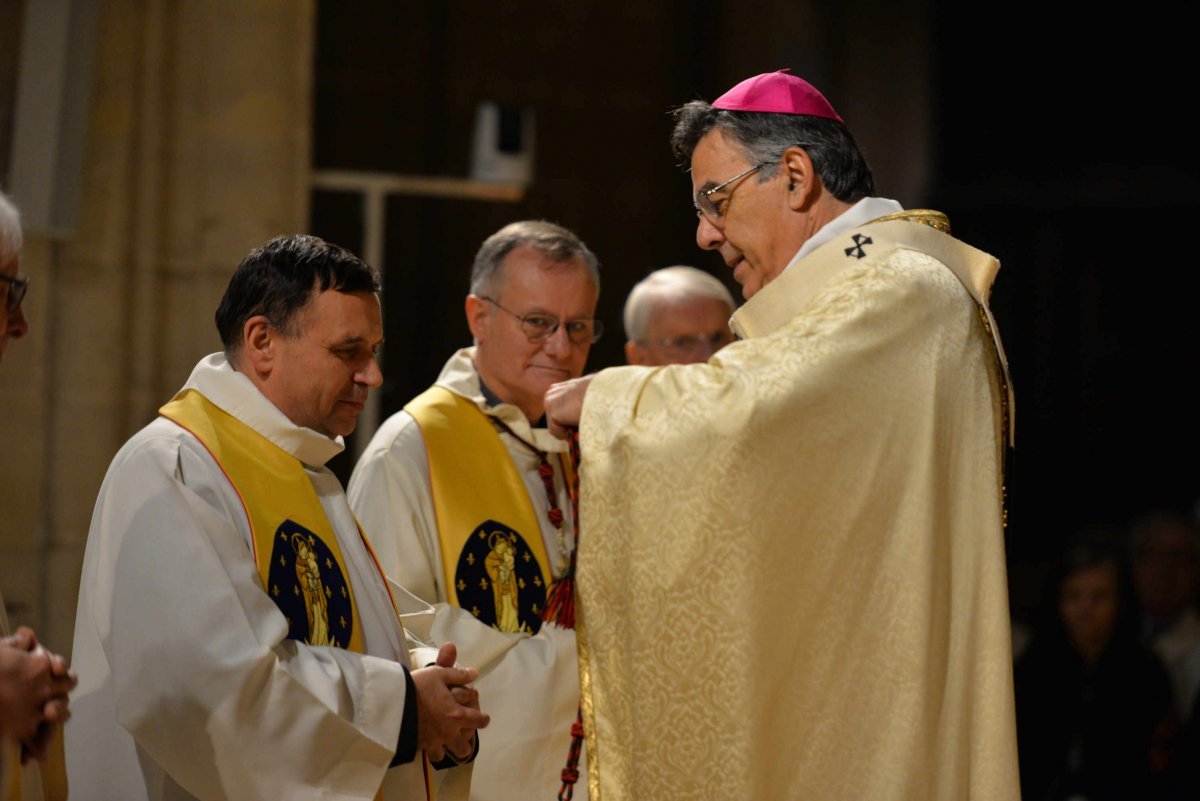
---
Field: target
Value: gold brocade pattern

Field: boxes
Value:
[578,241,1020,800]
[872,211,1014,531]
[868,212,1014,532]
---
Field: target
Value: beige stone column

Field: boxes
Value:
[0,0,315,654]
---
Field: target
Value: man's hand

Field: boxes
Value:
[437,644,480,714]
[411,642,489,761]
[544,374,595,440]
[0,626,77,762]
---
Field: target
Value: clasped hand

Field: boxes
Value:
[411,642,490,762]
[0,626,77,764]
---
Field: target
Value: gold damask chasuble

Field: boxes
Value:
[577,215,1021,800]
[160,389,368,653]
[405,387,560,634]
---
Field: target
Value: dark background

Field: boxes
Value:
[308,1,1199,618]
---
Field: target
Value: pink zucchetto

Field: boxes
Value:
[711,69,844,123]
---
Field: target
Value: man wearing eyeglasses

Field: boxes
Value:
[623,265,736,366]
[0,193,30,364]
[349,220,600,801]
[546,70,1019,801]
[1,189,77,800]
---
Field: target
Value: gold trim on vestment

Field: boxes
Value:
[576,594,600,801]
[869,208,951,233]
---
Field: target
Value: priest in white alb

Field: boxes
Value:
[67,235,489,801]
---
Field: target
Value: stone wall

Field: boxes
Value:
[0,0,315,654]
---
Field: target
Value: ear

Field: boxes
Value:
[241,315,276,377]
[781,146,818,210]
[466,294,491,342]
[625,341,650,366]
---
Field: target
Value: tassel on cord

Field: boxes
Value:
[540,428,581,629]
[542,428,584,799]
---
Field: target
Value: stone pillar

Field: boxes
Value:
[0,0,315,654]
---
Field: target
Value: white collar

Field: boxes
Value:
[181,353,344,467]
[434,347,567,453]
[784,197,904,269]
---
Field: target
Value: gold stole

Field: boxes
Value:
[162,390,434,801]
[405,387,560,634]
[160,389,367,653]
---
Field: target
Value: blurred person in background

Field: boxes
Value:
[1129,509,1200,723]
[0,188,77,800]
[622,265,735,366]
[1014,530,1175,801]
[0,190,30,361]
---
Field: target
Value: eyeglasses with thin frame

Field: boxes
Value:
[649,330,734,358]
[0,273,28,314]
[481,296,604,345]
[694,163,767,223]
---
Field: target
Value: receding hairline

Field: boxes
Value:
[623,266,735,342]
[469,219,601,297]
[489,242,599,293]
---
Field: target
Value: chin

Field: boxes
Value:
[322,419,357,438]
[527,370,568,389]
[733,270,761,300]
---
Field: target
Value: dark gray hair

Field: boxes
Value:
[215,234,380,359]
[670,101,875,203]
[469,220,600,296]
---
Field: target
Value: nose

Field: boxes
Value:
[540,323,574,358]
[7,305,28,340]
[358,354,383,388]
[696,214,725,251]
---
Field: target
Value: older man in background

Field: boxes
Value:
[622,265,735,366]
[0,189,76,801]
[0,191,30,362]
